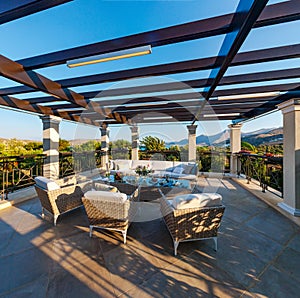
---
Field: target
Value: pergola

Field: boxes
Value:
[1,0,300,216]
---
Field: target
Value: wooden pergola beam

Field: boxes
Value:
[0,54,129,124]
[0,94,99,126]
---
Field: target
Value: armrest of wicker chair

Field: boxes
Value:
[82,186,140,244]
[159,192,225,256]
[34,177,93,226]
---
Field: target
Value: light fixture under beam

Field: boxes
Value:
[203,113,240,118]
[143,116,173,120]
[67,45,152,68]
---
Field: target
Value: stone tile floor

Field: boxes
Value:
[0,178,300,297]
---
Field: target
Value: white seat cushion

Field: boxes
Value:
[35,176,60,191]
[172,193,222,209]
[84,190,127,203]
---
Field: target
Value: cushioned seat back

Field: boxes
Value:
[150,161,173,171]
[34,176,60,191]
[173,162,197,175]
[84,190,127,203]
[114,159,133,171]
[172,193,222,209]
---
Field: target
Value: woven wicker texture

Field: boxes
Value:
[82,187,139,232]
[160,195,225,242]
[35,183,88,216]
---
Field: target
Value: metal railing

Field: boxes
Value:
[0,154,46,200]
[197,151,231,173]
[237,153,283,196]
[59,150,104,178]
[0,150,106,199]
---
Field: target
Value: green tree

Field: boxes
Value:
[140,136,165,151]
[6,139,26,155]
[59,139,71,152]
[111,139,131,149]
[111,139,131,159]
[169,145,180,151]
[74,140,100,152]
[24,141,43,151]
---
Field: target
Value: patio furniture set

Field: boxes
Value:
[34,162,225,255]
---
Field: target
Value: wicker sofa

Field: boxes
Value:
[110,159,198,181]
[34,175,94,226]
[160,191,225,255]
[82,185,140,244]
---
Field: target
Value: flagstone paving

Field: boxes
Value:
[0,178,300,297]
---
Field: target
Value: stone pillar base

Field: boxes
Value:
[278,202,300,217]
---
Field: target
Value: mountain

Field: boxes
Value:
[166,127,283,147]
[242,127,283,146]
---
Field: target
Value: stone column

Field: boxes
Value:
[277,99,300,216]
[130,125,139,160]
[40,115,61,180]
[100,124,109,170]
[187,125,197,162]
[228,123,242,175]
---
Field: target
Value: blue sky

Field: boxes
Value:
[0,0,297,142]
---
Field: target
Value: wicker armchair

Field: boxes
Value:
[82,185,140,244]
[34,176,93,226]
[160,192,225,256]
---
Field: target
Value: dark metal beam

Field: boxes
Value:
[4,43,300,97]
[203,0,268,102]
[16,0,300,70]
[213,82,299,98]
[67,97,276,118]
[243,86,300,119]
[0,0,72,25]
[26,80,300,107]
[220,67,300,87]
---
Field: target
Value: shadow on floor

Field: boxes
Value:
[0,178,300,297]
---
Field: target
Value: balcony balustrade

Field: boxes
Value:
[0,154,46,200]
[237,153,283,197]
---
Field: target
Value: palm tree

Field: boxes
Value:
[241,141,256,153]
[140,136,165,151]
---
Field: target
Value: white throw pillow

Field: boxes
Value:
[172,193,222,209]
[173,166,184,174]
[84,190,127,203]
[35,176,60,191]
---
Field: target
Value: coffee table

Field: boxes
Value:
[111,175,192,201]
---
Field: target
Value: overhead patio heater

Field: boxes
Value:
[67,45,152,68]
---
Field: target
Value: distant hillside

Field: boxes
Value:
[0,127,284,148]
[166,127,283,147]
[242,128,283,146]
